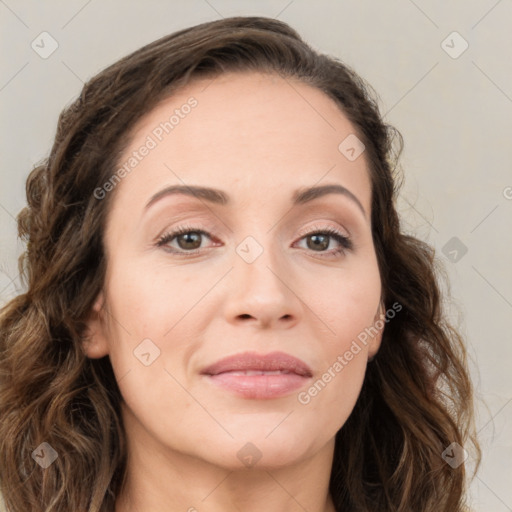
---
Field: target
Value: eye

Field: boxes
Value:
[294,225,353,258]
[156,225,216,254]
[156,224,353,258]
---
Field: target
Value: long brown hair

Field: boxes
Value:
[0,16,480,511]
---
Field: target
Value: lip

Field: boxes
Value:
[200,351,313,399]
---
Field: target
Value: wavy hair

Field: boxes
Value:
[0,16,480,512]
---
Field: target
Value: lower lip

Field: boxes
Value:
[205,372,310,399]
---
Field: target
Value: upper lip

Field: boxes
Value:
[200,351,313,377]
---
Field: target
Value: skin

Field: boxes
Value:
[83,71,384,512]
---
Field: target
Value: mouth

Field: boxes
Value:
[200,351,313,399]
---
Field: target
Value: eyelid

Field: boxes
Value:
[295,221,350,239]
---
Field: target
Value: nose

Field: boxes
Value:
[222,240,301,330]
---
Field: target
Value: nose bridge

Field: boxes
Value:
[225,228,299,326]
[234,230,287,295]
[230,203,283,276]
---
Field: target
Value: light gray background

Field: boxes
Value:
[1,1,511,510]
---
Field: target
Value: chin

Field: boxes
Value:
[191,426,322,471]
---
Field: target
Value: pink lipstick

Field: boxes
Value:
[200,351,313,399]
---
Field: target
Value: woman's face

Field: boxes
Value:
[84,71,383,470]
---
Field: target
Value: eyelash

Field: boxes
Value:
[155,223,353,258]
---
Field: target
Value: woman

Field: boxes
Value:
[0,16,480,512]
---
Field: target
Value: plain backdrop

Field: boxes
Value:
[1,1,511,511]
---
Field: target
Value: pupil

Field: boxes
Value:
[309,234,328,251]
[179,232,201,249]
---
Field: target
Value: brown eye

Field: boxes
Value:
[176,231,203,250]
[306,234,330,251]
[295,227,353,258]
[156,227,213,254]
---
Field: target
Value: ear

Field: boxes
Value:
[368,301,385,360]
[81,292,110,359]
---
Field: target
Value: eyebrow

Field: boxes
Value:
[144,183,366,217]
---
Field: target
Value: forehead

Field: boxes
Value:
[111,71,372,215]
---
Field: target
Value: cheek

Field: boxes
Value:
[105,257,201,337]
[313,353,368,436]
[101,259,209,395]
[305,256,380,405]
[300,286,379,433]
[295,260,380,401]
[310,257,381,346]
